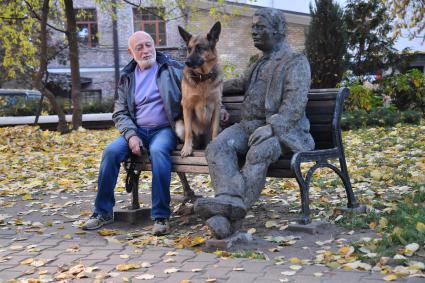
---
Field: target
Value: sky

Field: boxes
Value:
[232,0,424,51]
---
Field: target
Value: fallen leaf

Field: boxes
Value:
[289,265,302,271]
[383,274,398,281]
[21,258,34,265]
[404,243,419,256]
[69,264,85,275]
[288,257,301,264]
[415,222,425,233]
[135,273,155,280]
[116,263,140,271]
[164,267,179,274]
[98,229,119,236]
[265,220,278,229]
[141,262,152,268]
[281,271,296,276]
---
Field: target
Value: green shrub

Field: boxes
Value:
[380,69,425,113]
[402,110,422,124]
[341,107,422,130]
[0,96,49,116]
[345,83,375,111]
[0,96,115,116]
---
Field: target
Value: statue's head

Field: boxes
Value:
[251,8,287,52]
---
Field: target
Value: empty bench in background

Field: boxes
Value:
[117,88,360,225]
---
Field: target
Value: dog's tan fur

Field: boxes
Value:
[177,22,223,157]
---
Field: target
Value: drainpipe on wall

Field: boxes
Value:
[112,0,120,101]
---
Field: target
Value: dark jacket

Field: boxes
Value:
[112,52,184,141]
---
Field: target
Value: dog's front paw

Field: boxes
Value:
[180,145,193,157]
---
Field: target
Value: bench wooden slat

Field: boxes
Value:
[171,155,208,166]
[307,114,334,124]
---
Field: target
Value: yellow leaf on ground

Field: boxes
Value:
[21,258,34,265]
[379,217,388,229]
[383,274,398,281]
[265,220,278,229]
[116,263,140,271]
[288,257,301,264]
[404,243,420,256]
[97,229,119,236]
[289,265,302,270]
[22,194,33,201]
[416,222,425,233]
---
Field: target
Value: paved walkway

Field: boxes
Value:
[0,191,422,282]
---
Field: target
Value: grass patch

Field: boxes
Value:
[336,209,380,230]
[339,186,425,258]
[230,250,266,260]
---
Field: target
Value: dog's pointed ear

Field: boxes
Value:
[207,21,221,44]
[178,26,192,45]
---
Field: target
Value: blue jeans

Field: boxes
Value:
[94,126,176,220]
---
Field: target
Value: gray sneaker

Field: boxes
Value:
[152,218,170,236]
[81,213,113,230]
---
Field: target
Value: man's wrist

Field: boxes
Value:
[124,129,137,142]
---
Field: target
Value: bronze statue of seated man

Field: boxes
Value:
[194,7,315,239]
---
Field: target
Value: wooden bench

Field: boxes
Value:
[123,88,359,224]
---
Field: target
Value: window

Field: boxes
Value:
[75,8,98,48]
[133,8,166,46]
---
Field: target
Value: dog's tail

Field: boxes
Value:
[175,119,185,142]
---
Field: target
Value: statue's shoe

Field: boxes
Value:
[194,195,247,221]
[206,215,233,239]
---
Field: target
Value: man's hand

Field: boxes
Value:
[248,124,273,147]
[220,108,230,126]
[128,136,144,157]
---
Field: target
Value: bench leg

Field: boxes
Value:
[124,161,142,209]
[339,157,359,209]
[292,161,312,224]
[177,172,196,202]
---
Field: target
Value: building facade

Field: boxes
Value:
[47,0,310,99]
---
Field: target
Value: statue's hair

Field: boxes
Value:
[253,8,287,39]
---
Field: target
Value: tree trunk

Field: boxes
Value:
[34,0,69,134]
[64,0,82,130]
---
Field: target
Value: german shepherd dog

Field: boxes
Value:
[176,22,223,157]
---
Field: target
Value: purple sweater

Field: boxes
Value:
[134,63,169,128]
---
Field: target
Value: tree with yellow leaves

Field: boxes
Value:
[384,0,425,42]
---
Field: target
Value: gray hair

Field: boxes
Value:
[128,31,154,48]
[253,8,287,39]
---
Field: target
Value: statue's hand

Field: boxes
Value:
[248,124,273,147]
[220,108,230,126]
